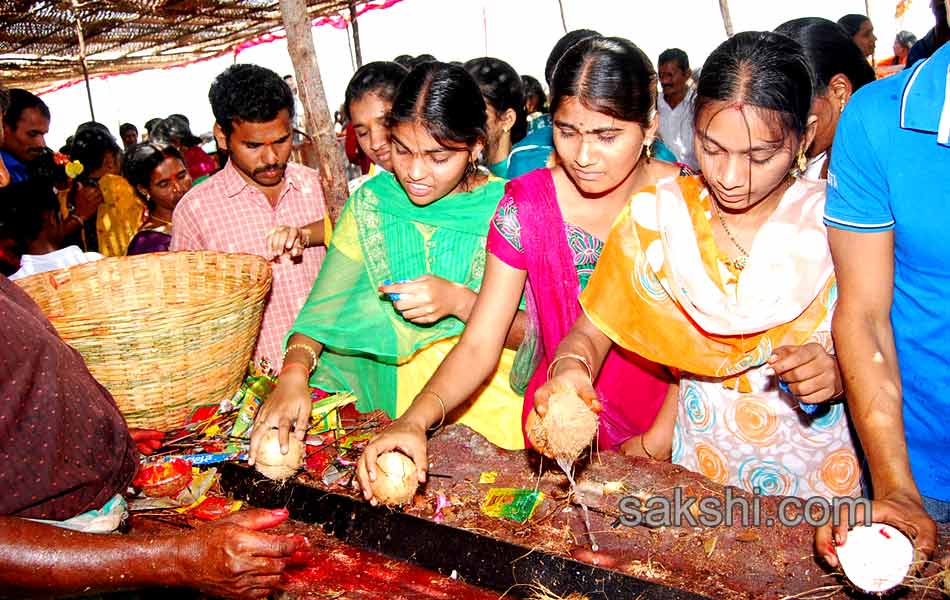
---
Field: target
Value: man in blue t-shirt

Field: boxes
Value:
[0,89,51,184]
[817,8,950,567]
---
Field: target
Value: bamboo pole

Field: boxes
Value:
[349,0,363,68]
[71,0,96,121]
[279,0,349,223]
[718,0,734,38]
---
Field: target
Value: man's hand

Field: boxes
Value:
[814,491,936,570]
[128,429,165,455]
[174,508,308,600]
[265,226,305,261]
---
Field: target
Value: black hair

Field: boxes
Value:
[409,54,438,70]
[343,61,409,121]
[388,61,486,151]
[393,54,414,69]
[209,64,294,136]
[544,29,601,85]
[694,31,814,140]
[144,118,162,135]
[2,89,50,129]
[549,36,657,127]
[895,30,918,49]
[69,122,121,178]
[776,18,875,95]
[0,180,60,252]
[119,122,137,136]
[658,48,690,72]
[522,75,547,113]
[151,115,202,148]
[122,143,186,207]
[837,14,870,38]
[0,87,9,116]
[26,147,68,189]
[464,57,527,144]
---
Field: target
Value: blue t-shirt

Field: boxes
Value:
[0,149,29,184]
[824,43,950,501]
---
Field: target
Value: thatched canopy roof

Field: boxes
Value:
[0,1,357,91]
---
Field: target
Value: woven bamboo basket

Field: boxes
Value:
[15,251,272,430]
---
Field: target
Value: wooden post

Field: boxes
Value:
[71,0,96,121]
[279,0,349,223]
[718,0,734,37]
[349,1,363,69]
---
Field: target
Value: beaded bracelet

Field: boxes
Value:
[284,343,318,374]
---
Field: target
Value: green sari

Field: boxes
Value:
[288,172,506,416]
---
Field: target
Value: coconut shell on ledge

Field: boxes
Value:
[254,428,305,481]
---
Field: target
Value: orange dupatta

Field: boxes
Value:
[581,176,836,387]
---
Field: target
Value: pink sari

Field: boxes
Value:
[490,169,668,450]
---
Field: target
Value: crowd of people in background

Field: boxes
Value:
[2,4,950,598]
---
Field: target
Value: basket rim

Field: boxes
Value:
[14,251,272,321]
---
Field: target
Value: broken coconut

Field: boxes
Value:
[835,523,914,594]
[526,389,599,461]
[371,451,419,506]
[254,428,305,481]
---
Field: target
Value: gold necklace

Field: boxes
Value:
[712,201,749,270]
[149,215,172,227]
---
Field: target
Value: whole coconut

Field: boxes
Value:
[254,428,305,481]
[526,389,598,461]
[371,451,419,506]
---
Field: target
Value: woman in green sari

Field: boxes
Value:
[249,62,526,463]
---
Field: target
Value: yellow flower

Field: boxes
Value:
[65,160,84,179]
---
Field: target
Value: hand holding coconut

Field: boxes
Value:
[249,336,322,470]
[529,364,601,461]
[357,417,428,506]
[815,490,937,573]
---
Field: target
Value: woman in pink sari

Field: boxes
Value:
[358,36,685,496]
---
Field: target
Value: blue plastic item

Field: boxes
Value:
[778,379,818,414]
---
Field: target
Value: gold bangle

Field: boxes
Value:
[640,435,656,460]
[419,390,446,431]
[300,226,311,248]
[546,353,593,383]
[284,343,317,374]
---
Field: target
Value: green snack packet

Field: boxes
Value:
[480,488,545,523]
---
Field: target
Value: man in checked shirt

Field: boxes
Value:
[172,64,331,369]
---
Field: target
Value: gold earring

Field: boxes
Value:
[796,147,808,174]
[839,99,846,114]
[644,138,654,160]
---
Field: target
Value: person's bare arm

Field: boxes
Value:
[533,312,614,416]
[815,228,936,566]
[0,509,305,599]
[249,334,324,463]
[620,380,679,459]
[357,254,526,498]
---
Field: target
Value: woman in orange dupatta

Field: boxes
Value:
[537,32,862,501]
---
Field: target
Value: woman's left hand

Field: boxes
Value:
[265,225,305,261]
[768,343,843,404]
[379,275,476,324]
